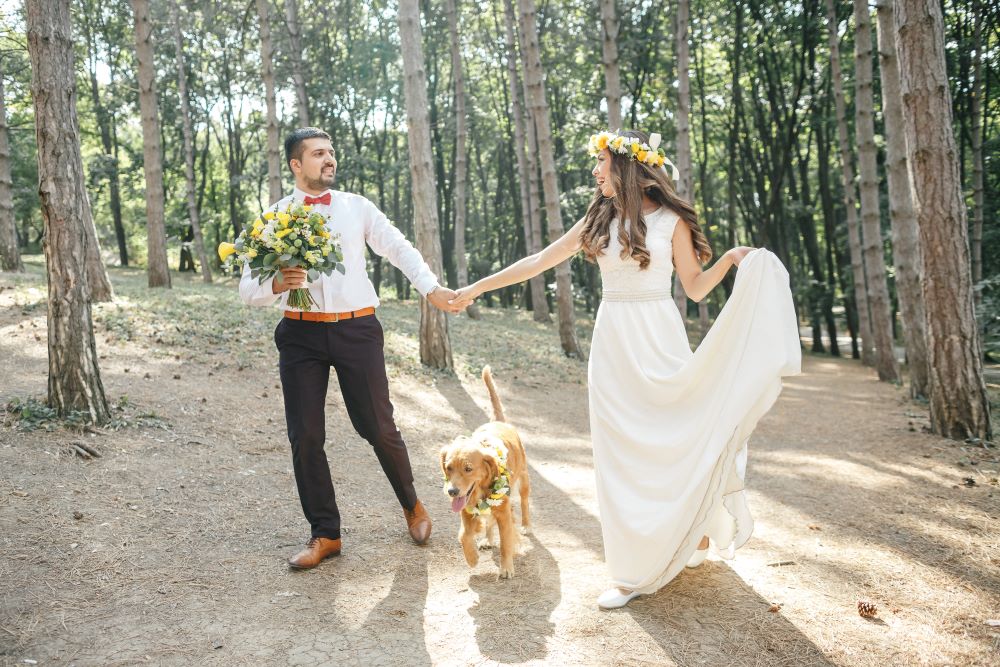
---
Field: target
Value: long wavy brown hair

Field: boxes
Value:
[579,130,712,269]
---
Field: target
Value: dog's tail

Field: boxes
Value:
[482,366,507,423]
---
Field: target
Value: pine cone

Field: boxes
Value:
[857,600,878,618]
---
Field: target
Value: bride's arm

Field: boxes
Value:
[672,222,752,302]
[451,217,586,306]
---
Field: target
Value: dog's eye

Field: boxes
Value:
[464,465,473,473]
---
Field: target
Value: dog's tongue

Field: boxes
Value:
[451,495,467,513]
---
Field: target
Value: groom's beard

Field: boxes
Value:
[305,170,336,192]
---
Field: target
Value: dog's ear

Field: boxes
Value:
[439,446,450,476]
[481,449,500,483]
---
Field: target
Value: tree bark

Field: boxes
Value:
[170,0,212,283]
[26,0,111,423]
[504,0,549,322]
[0,65,22,272]
[398,0,453,370]
[284,0,310,127]
[256,0,283,205]
[599,0,623,129]
[826,0,873,365]
[875,0,928,396]
[518,0,582,358]
[854,0,899,382]
[445,0,479,319]
[893,0,991,440]
[130,0,171,288]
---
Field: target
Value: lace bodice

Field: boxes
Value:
[597,207,679,301]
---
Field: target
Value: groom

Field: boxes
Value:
[240,127,461,569]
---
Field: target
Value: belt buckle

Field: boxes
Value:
[332,312,341,323]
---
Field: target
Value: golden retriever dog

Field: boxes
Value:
[440,366,530,579]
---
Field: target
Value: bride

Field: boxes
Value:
[450,130,800,609]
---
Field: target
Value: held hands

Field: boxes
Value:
[427,286,466,314]
[726,246,756,267]
[272,267,308,293]
[448,285,479,310]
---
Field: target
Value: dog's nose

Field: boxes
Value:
[447,487,460,497]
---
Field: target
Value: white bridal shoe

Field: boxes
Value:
[686,548,708,568]
[597,588,641,610]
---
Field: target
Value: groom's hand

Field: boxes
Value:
[272,267,308,294]
[427,286,464,313]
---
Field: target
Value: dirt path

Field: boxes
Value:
[1,267,997,666]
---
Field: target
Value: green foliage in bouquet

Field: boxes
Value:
[219,202,345,311]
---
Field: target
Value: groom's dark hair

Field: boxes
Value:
[284,128,332,170]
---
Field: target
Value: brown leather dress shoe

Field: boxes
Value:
[404,500,432,545]
[287,537,342,570]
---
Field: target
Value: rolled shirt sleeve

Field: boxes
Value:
[363,199,441,296]
[239,260,279,307]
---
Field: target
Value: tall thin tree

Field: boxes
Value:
[445,0,479,319]
[170,0,211,283]
[826,0,873,364]
[518,0,583,358]
[130,0,170,288]
[257,0,282,204]
[398,0,453,370]
[26,0,111,423]
[970,0,984,307]
[893,0,991,440]
[0,59,22,272]
[504,0,549,322]
[875,0,928,396]
[854,0,899,382]
[673,0,694,319]
[600,0,623,129]
[284,0,309,127]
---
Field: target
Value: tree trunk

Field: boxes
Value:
[81,11,128,268]
[826,0,872,365]
[284,0,310,127]
[599,0,623,129]
[970,0,983,307]
[893,0,991,440]
[170,0,211,283]
[0,66,21,272]
[854,0,899,382]
[445,0,479,319]
[504,0,549,322]
[398,0,453,370]
[518,0,582,358]
[131,0,170,288]
[257,0,283,205]
[674,0,693,318]
[26,0,111,423]
[875,0,928,396]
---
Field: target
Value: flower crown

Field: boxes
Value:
[587,131,681,181]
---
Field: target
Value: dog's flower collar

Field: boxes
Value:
[466,443,511,517]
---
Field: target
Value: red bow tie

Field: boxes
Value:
[303,192,331,206]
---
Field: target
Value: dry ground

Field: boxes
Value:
[1,263,997,667]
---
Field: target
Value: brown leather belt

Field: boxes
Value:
[283,306,376,323]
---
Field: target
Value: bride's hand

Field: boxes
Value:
[726,246,755,266]
[449,285,480,309]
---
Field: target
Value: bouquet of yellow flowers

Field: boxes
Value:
[218,201,345,311]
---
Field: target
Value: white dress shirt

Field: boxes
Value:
[240,187,440,312]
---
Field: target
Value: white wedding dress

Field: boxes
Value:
[589,207,801,595]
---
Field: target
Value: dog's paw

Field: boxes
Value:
[463,549,480,567]
[498,565,515,580]
[475,536,494,550]
[519,525,531,536]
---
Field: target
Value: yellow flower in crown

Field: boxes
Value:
[631,142,641,154]
[610,136,626,151]
[637,149,648,162]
